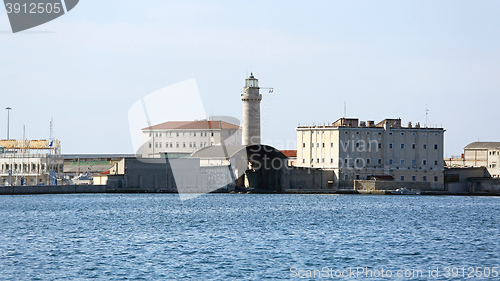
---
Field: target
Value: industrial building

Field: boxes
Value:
[0,139,63,186]
[296,117,445,189]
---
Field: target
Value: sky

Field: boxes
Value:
[0,0,499,156]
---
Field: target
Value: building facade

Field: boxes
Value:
[141,120,242,158]
[296,118,445,189]
[462,142,500,177]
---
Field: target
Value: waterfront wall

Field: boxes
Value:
[354,180,431,191]
[288,168,336,190]
[468,178,500,193]
[0,185,106,195]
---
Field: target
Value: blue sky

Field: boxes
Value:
[1,0,499,156]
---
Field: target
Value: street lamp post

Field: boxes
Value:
[6,107,12,140]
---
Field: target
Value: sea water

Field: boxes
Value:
[0,194,499,280]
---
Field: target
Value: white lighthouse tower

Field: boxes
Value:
[241,73,262,146]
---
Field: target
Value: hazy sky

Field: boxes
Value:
[1,0,499,156]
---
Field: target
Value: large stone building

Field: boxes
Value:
[296,117,445,189]
[141,120,242,158]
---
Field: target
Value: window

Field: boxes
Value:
[434,133,438,136]
[149,133,152,137]
[344,131,349,134]
[412,132,416,136]
[434,160,438,165]
[412,144,416,149]
[170,142,173,147]
[149,142,152,148]
[194,132,196,136]
[378,132,382,135]
[200,142,203,147]
[356,159,360,164]
[400,176,405,181]
[378,143,382,149]
[228,131,231,136]
[317,143,319,148]
[331,143,333,148]
[303,159,305,164]
[356,131,360,135]
[434,144,438,150]
[389,132,393,135]
[176,132,179,137]
[176,142,179,148]
[389,159,393,165]
[378,159,382,165]
[356,142,360,148]
[311,143,314,148]
[400,132,405,136]
[389,143,393,149]
[412,159,416,165]
[355,174,360,180]
[412,176,416,181]
[345,159,348,164]
[159,133,162,137]
[183,143,186,148]
[317,158,320,163]
[423,175,427,181]
[434,176,438,182]
[193,143,196,148]
[155,142,158,148]
[423,144,427,149]
[159,142,162,148]
[367,158,371,164]
[400,159,405,165]
[322,158,325,163]
[189,142,192,148]
[423,160,427,165]
[322,143,325,148]
[303,143,305,148]
[331,158,333,163]
[367,143,370,149]
[155,133,158,137]
[344,174,349,180]
[400,143,405,149]
[367,132,371,135]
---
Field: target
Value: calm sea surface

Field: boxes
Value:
[0,194,499,280]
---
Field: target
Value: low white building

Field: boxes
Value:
[141,120,242,158]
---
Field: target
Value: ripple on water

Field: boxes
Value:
[0,194,499,280]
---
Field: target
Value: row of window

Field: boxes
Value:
[149,131,216,138]
[346,174,439,182]
[306,131,439,136]
[304,158,440,166]
[149,142,211,149]
[303,142,438,150]
[1,163,46,171]
[389,143,438,149]
[489,151,500,155]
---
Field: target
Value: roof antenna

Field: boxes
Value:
[425,105,429,128]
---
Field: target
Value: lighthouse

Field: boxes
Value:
[241,73,262,146]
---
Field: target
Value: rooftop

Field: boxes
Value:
[297,117,444,130]
[142,120,241,131]
[464,142,500,150]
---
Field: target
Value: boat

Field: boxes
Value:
[392,187,421,195]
